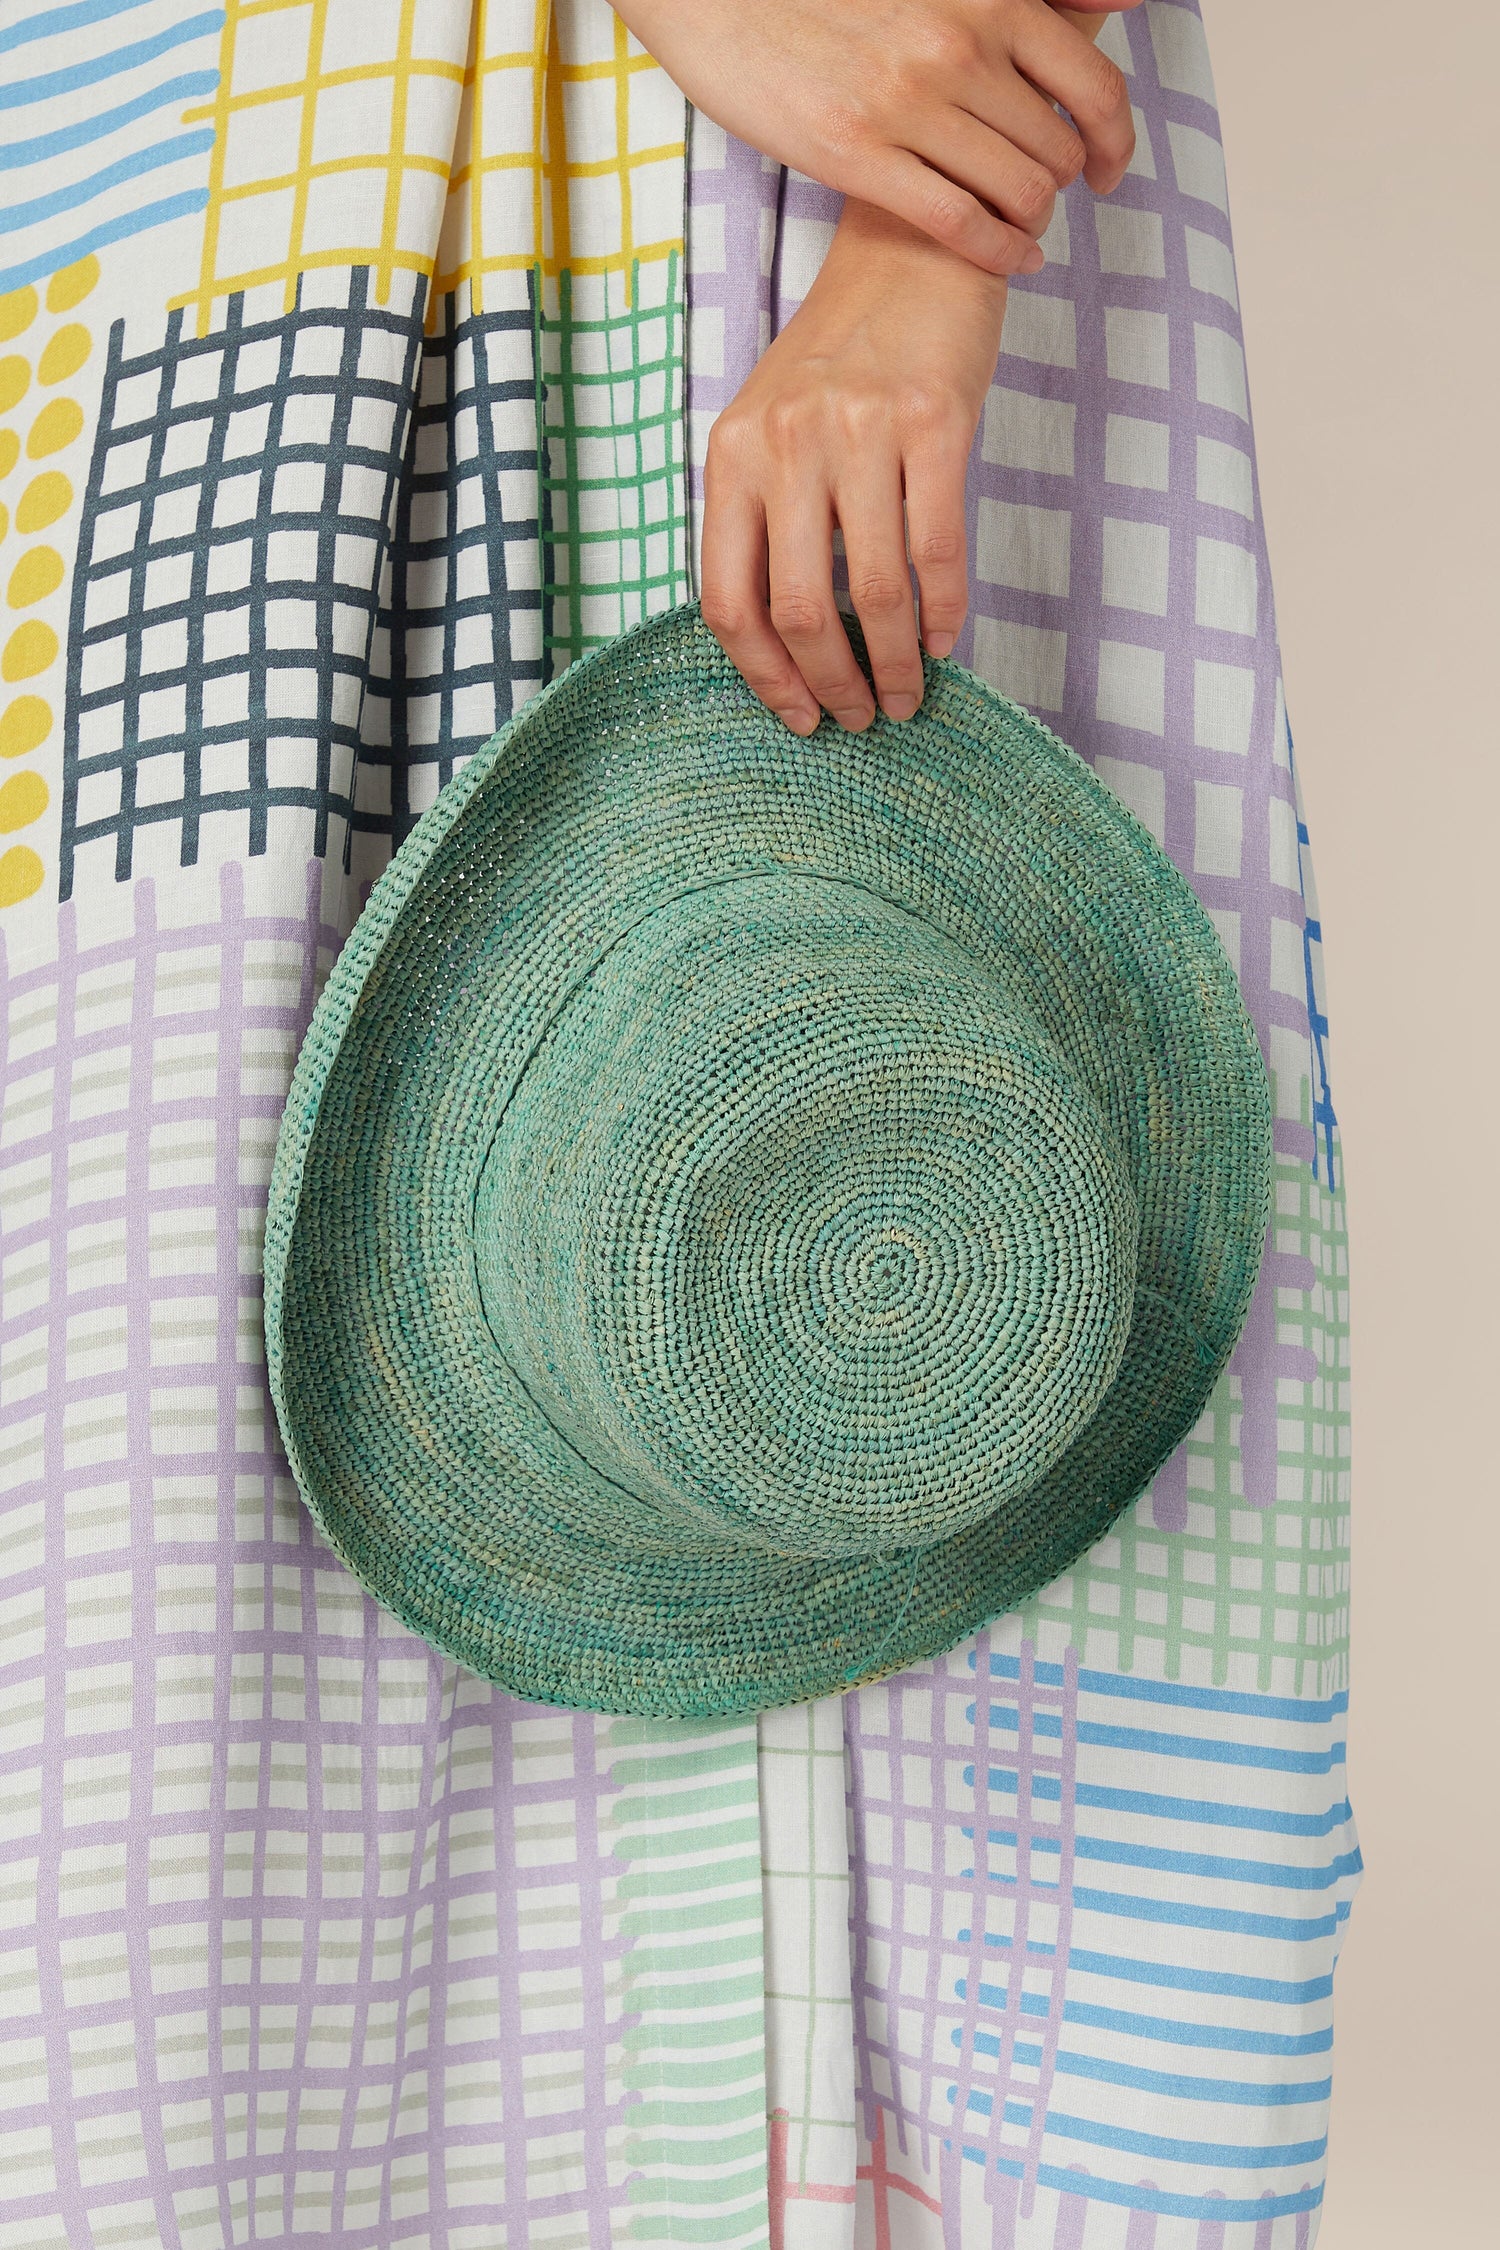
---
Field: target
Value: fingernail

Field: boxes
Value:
[783,708,818,737]
[883,694,919,723]
[1020,243,1045,274]
[833,706,874,733]
[924,632,954,660]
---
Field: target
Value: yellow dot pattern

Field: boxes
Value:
[0,619,57,681]
[7,547,64,609]
[48,258,99,314]
[0,695,50,760]
[39,325,91,388]
[26,397,83,459]
[0,257,97,911]
[0,289,37,343]
[0,358,29,416]
[0,847,43,906]
[0,770,47,832]
[16,472,70,534]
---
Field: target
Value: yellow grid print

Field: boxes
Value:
[431,0,686,310]
[174,0,686,337]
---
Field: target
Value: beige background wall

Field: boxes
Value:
[1198,3,1499,2243]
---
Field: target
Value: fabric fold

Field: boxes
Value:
[691,5,1358,2241]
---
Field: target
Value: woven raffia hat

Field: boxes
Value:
[265,603,1271,1718]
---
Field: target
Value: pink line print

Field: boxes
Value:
[766,2109,857,2250]
[858,2109,945,2250]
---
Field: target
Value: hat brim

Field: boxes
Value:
[264,604,1271,1717]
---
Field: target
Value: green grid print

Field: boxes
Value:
[537,255,690,673]
[758,1698,856,2203]
[606,1716,769,2247]
[1021,1125,1350,1699]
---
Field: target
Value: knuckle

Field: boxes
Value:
[912,525,965,571]
[1008,167,1056,230]
[850,571,910,620]
[742,665,800,703]
[810,676,867,713]
[920,182,978,249]
[1048,129,1087,189]
[700,590,751,642]
[921,589,968,629]
[763,395,814,455]
[769,588,831,641]
[915,18,979,79]
[895,382,966,443]
[1073,52,1129,127]
[820,99,874,166]
[833,391,884,442]
[993,226,1041,275]
[705,412,752,472]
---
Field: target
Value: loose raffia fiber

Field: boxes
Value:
[264,602,1272,1718]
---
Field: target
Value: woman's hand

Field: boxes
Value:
[700,201,1005,735]
[614,0,1140,277]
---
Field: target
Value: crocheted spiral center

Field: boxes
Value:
[473,872,1138,1560]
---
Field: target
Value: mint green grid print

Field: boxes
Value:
[606,1716,770,2248]
[538,256,690,673]
[1021,1137,1350,1697]
[758,1698,856,2214]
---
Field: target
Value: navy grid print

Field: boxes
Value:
[358,276,543,846]
[59,269,546,896]
[61,270,422,898]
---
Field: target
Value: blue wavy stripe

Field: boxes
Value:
[975,1651,1348,1725]
[969,2149,1324,2226]
[1060,1999,1332,2057]
[0,185,206,294]
[960,1830,1362,1892]
[1076,1720,1343,1773]
[958,2086,1328,2170]
[961,1930,1338,1997]
[1054,2048,1332,2108]
[1067,1948,1334,2004]
[975,1704,1345,1773]
[0,10,222,109]
[1076,1781,1352,1837]
[967,1765,1353,1838]
[960,2028,1332,2108]
[965,1923,1060,1957]
[1079,1672,1347,1723]
[958,1978,1332,2054]
[0,71,218,171]
[0,0,158,59]
[1073,1887,1340,1942]
[1072,1837,1362,1890]
[0,130,212,234]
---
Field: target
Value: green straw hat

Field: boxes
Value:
[265,603,1271,1719]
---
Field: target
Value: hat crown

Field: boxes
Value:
[473,871,1139,1561]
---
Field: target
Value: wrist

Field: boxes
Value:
[822,198,1010,321]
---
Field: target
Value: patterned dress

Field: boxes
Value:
[0,3,1356,2246]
